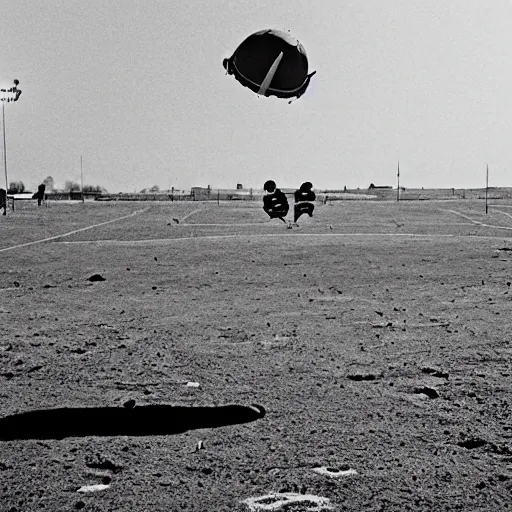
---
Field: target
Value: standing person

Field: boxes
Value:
[293,182,316,223]
[262,180,289,223]
[37,184,46,206]
[0,188,6,216]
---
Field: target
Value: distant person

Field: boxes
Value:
[0,188,6,216]
[263,180,289,223]
[293,182,316,223]
[33,183,46,206]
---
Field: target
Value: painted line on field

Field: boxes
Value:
[443,209,512,231]
[178,209,202,223]
[181,222,272,226]
[56,231,512,247]
[493,209,512,220]
[0,208,149,253]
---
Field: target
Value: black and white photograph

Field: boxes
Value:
[1,1,512,510]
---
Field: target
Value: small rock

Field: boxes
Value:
[123,399,136,409]
[347,373,376,382]
[77,484,110,493]
[414,386,439,399]
[87,274,106,282]
[457,438,487,450]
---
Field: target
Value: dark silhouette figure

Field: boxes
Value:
[263,180,289,223]
[33,183,46,206]
[0,188,6,216]
[293,182,315,222]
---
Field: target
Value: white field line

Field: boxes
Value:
[179,222,475,227]
[181,222,272,226]
[492,209,512,220]
[178,209,202,223]
[58,232,487,247]
[443,209,512,231]
[0,208,149,253]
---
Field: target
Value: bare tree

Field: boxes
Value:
[64,180,80,192]
[42,176,54,191]
[8,181,25,194]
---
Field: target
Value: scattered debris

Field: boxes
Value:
[85,459,123,474]
[241,492,333,511]
[421,367,449,379]
[77,484,110,493]
[457,438,487,450]
[347,373,377,382]
[312,465,358,478]
[87,274,106,282]
[414,386,439,399]
[26,365,43,374]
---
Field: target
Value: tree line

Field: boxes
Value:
[5,176,106,194]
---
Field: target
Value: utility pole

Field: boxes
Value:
[485,164,489,215]
[80,155,84,203]
[397,160,400,202]
[1,79,22,215]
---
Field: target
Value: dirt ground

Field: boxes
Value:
[1,200,511,511]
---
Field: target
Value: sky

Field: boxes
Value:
[2,0,512,193]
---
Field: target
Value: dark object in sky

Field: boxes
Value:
[223,29,316,99]
[263,180,289,222]
[294,182,316,223]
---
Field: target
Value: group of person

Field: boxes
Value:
[262,180,316,225]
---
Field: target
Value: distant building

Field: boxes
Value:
[368,183,392,190]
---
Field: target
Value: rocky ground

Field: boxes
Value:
[1,200,511,511]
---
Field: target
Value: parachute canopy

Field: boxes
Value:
[223,29,316,100]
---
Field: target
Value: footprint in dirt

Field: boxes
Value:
[312,465,358,478]
[241,492,333,511]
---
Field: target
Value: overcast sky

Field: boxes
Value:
[2,0,512,193]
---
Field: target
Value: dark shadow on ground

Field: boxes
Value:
[0,404,265,441]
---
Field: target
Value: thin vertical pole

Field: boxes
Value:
[397,160,400,202]
[485,164,489,214]
[2,101,7,215]
[217,189,220,206]
[80,155,84,203]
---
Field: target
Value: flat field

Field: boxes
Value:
[1,200,512,511]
